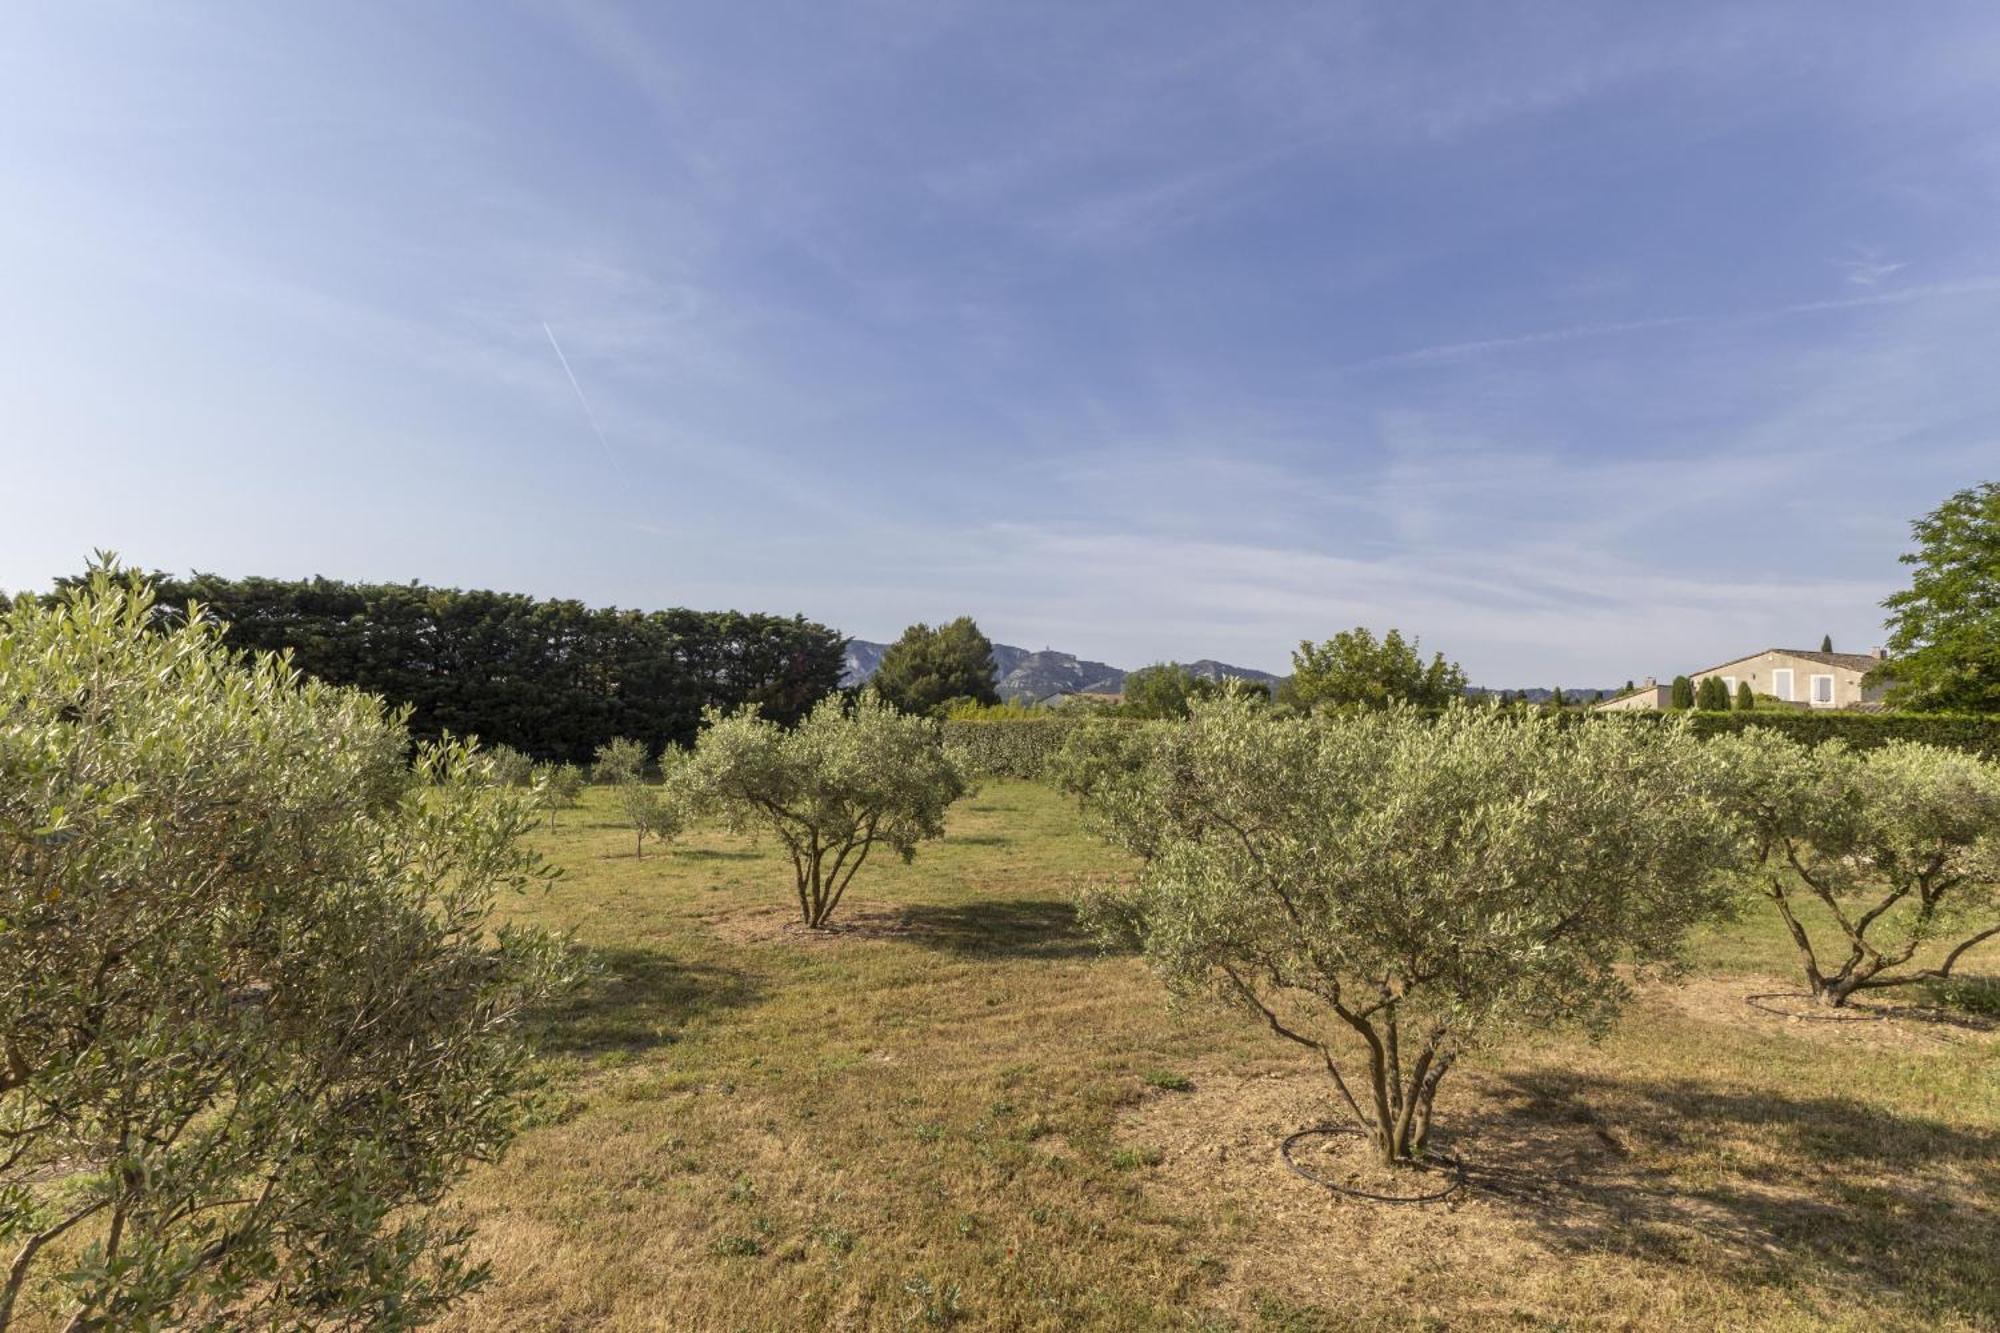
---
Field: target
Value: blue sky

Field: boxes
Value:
[5,3,1998,685]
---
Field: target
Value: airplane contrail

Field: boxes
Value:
[542,321,625,478]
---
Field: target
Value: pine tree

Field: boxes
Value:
[1820,633,1833,653]
[1669,675,1695,710]
[1735,679,1755,710]
[872,617,1000,715]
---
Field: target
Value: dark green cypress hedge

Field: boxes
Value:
[86,573,848,763]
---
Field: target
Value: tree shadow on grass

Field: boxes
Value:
[524,945,760,1058]
[1463,1070,2000,1325]
[897,898,1125,960]
[673,846,763,862]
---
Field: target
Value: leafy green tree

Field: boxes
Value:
[592,736,647,786]
[1736,679,1756,711]
[1821,633,1834,653]
[1120,663,1220,719]
[0,568,574,1328]
[1074,701,1734,1167]
[1874,481,2000,711]
[683,691,970,928]
[871,617,999,716]
[1696,676,1731,711]
[1713,731,2000,1007]
[1670,675,1696,710]
[1279,628,1467,711]
[537,761,587,829]
[1548,686,1567,710]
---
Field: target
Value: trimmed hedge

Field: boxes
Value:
[942,717,1089,778]
[74,572,847,763]
[942,710,2000,782]
[1678,710,2000,756]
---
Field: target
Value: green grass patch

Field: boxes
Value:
[432,781,2000,1333]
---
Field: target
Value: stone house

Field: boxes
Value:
[1691,647,1887,709]
[1593,648,1888,711]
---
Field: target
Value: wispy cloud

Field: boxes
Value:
[6,1,1997,686]
[1837,251,1908,286]
[1338,277,2000,372]
[959,521,1887,686]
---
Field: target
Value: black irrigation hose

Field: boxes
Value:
[1279,1124,1466,1204]
[1745,990,1984,1030]
[1744,991,1891,1023]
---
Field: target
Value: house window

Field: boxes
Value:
[1812,674,1834,705]
[1771,668,1794,701]
[1721,676,1736,694]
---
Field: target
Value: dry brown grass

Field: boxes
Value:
[434,781,2000,1332]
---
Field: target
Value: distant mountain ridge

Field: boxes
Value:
[841,639,1609,705]
[840,639,1280,703]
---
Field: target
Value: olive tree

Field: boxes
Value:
[1049,718,1179,855]
[592,736,646,786]
[484,743,536,787]
[1075,701,1734,1168]
[536,761,587,829]
[683,691,969,928]
[618,761,689,859]
[588,739,687,858]
[0,569,575,1329]
[1713,731,2000,1007]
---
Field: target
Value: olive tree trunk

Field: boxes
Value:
[790,815,881,928]
[1223,966,1455,1167]
[1763,840,1995,1008]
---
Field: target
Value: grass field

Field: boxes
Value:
[440,781,2000,1332]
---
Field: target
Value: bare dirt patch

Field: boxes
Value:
[1650,973,1999,1050]
[1278,1124,1464,1202]
[1116,1067,1659,1321]
[1113,1059,1999,1326]
[703,900,917,946]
